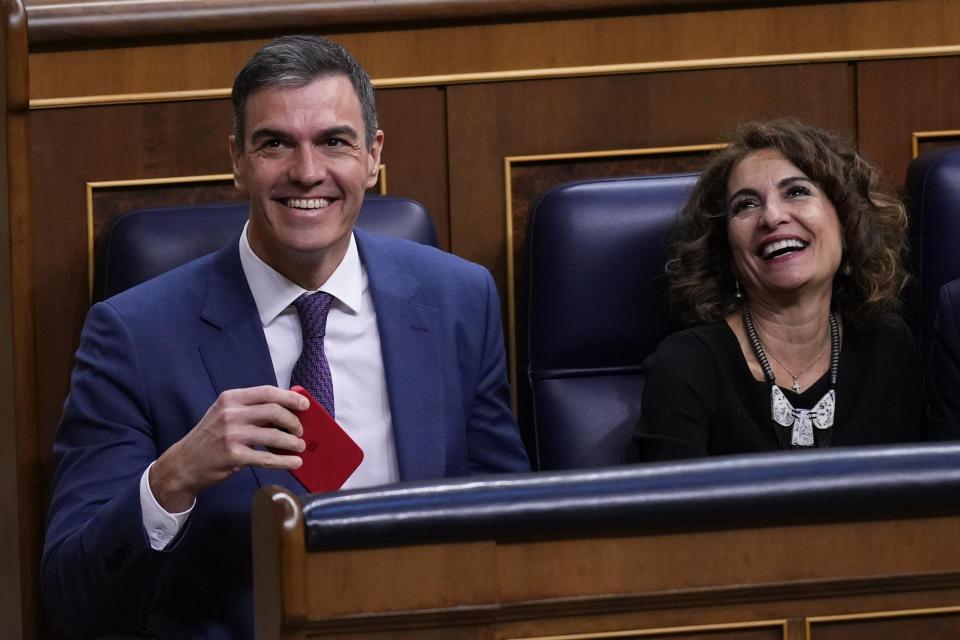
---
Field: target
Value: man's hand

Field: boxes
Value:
[149,386,309,512]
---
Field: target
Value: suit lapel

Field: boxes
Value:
[197,238,307,493]
[356,230,446,481]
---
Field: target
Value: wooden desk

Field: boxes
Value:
[252,447,960,640]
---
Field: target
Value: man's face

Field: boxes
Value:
[230,74,383,289]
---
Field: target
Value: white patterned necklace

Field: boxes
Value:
[742,308,840,448]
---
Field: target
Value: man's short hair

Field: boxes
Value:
[231,35,379,150]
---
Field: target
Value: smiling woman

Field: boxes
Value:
[634,119,924,460]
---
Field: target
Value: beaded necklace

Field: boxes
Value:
[741,308,840,448]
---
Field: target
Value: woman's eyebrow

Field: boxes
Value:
[777,175,814,188]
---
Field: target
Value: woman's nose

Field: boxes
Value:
[759,199,789,228]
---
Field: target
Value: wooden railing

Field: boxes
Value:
[252,445,960,640]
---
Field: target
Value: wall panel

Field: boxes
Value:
[857,56,960,182]
[9,2,960,639]
[29,99,234,483]
[26,0,960,103]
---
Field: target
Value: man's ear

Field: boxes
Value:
[365,130,384,189]
[229,135,247,193]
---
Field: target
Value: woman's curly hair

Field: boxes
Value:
[667,118,909,328]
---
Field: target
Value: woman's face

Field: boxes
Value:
[725,148,843,304]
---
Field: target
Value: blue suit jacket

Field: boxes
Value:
[42,229,529,639]
[927,279,960,440]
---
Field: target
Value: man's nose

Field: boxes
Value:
[288,146,326,186]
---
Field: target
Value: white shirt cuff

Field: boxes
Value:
[140,461,194,550]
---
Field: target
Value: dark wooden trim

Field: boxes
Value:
[2,2,38,639]
[305,570,960,634]
[24,0,846,50]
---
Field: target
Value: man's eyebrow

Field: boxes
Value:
[248,127,290,143]
[318,125,360,140]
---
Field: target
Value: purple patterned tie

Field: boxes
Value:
[291,292,335,417]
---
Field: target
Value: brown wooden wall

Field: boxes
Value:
[4,1,960,638]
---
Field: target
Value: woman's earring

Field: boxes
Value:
[842,263,852,276]
[735,278,743,300]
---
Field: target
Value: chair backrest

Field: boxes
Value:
[92,195,438,302]
[527,174,696,470]
[905,145,960,354]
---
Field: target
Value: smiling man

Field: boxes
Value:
[42,36,529,639]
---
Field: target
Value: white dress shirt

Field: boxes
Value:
[142,225,398,549]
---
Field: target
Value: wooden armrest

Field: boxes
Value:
[253,485,307,640]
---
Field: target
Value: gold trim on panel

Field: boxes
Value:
[32,88,231,109]
[85,173,235,297]
[378,44,960,89]
[508,618,788,640]
[911,130,960,158]
[29,45,960,110]
[805,604,960,639]
[503,143,725,412]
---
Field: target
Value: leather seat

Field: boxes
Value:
[905,145,960,354]
[526,174,696,470]
[92,195,437,302]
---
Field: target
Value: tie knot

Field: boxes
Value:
[294,292,333,338]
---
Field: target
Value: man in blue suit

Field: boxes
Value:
[42,35,529,639]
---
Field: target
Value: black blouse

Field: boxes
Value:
[635,314,925,461]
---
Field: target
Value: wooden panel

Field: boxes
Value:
[447,62,855,440]
[20,0,843,49]
[306,542,497,617]
[26,0,960,101]
[449,62,855,282]
[509,628,784,640]
[28,99,233,487]
[809,608,960,639]
[252,486,960,640]
[496,518,960,603]
[376,86,450,249]
[494,586,960,640]
[2,1,38,639]
[857,56,960,187]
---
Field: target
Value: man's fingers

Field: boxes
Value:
[249,448,304,471]
[233,402,303,437]
[250,424,305,453]
[223,385,309,412]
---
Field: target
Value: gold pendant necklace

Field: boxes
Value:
[763,339,826,393]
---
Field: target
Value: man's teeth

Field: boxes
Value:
[286,198,330,209]
[762,238,807,259]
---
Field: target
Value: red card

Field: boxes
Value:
[288,385,364,492]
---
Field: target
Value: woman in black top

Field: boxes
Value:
[635,119,924,460]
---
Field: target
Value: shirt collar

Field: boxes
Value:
[238,222,365,326]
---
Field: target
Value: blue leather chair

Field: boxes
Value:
[526,174,697,470]
[905,145,960,354]
[92,195,437,302]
